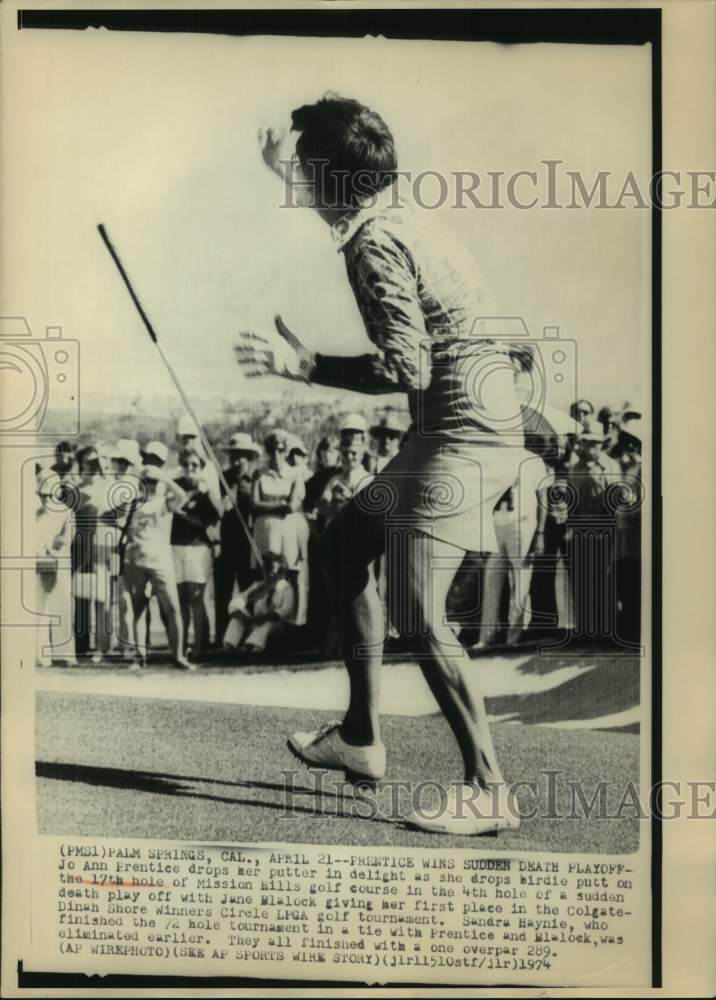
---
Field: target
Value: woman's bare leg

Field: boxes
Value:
[401,531,504,787]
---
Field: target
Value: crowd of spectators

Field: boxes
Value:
[33,399,643,668]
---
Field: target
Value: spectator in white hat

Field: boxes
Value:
[340,412,368,437]
[172,416,221,510]
[110,438,142,472]
[123,465,190,669]
[141,440,169,468]
[214,432,261,643]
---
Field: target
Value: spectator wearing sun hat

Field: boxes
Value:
[214,432,262,643]
[172,415,221,510]
[141,440,169,468]
[124,465,190,669]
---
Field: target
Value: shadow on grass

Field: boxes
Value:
[486,656,640,729]
[35,760,393,824]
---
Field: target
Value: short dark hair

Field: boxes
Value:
[570,399,594,418]
[316,434,339,455]
[179,446,206,469]
[291,94,397,210]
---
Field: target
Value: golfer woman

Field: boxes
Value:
[236,95,525,835]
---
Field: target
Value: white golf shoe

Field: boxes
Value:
[404,782,521,836]
[287,722,386,782]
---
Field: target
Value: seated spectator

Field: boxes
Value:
[172,447,221,658]
[223,552,296,654]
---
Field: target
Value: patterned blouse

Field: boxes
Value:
[312,190,519,444]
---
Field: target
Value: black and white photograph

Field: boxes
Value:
[17,12,652,855]
[8,2,714,992]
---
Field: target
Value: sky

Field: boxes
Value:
[3,29,651,424]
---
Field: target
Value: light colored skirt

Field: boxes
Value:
[355,437,527,553]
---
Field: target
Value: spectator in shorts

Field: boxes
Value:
[124,465,190,669]
[214,432,260,643]
[173,415,222,511]
[172,447,221,659]
[223,552,296,655]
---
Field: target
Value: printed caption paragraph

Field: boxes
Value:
[42,839,646,985]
